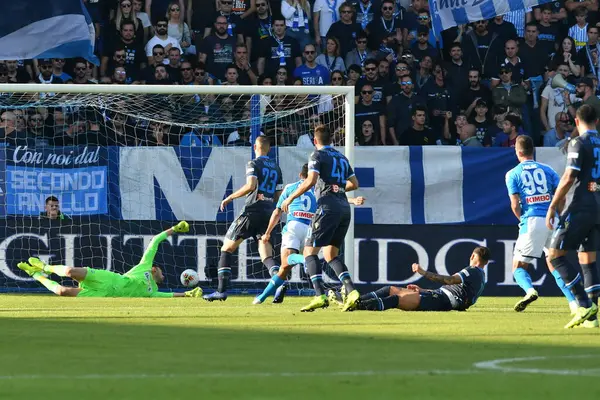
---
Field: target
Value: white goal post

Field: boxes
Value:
[0,83,356,286]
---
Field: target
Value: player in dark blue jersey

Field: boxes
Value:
[203,136,283,302]
[354,246,490,312]
[546,104,600,328]
[280,124,361,312]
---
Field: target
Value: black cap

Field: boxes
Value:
[578,77,595,88]
[417,25,429,35]
[499,64,512,74]
[38,58,52,65]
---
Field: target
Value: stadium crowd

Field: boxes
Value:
[1,0,600,148]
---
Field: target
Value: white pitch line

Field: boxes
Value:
[0,369,480,381]
[474,355,600,376]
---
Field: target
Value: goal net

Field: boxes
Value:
[0,84,355,296]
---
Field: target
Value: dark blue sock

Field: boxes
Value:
[328,256,356,294]
[359,286,391,301]
[551,256,591,308]
[582,262,600,320]
[381,295,399,310]
[305,255,325,296]
[217,251,233,293]
[263,256,280,277]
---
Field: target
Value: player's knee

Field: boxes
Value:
[547,248,564,261]
[514,261,530,270]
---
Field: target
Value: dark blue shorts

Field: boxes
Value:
[305,204,351,248]
[417,289,453,312]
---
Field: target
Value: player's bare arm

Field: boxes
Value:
[281,171,318,212]
[545,168,578,230]
[345,175,359,192]
[220,176,258,211]
[509,193,521,220]
[348,196,366,205]
[261,207,284,243]
[412,263,462,285]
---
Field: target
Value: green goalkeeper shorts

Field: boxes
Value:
[77,267,123,297]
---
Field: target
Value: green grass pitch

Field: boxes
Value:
[0,295,599,399]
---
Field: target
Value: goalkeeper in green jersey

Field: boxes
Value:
[16,221,202,298]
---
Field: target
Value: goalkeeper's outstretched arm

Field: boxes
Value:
[138,221,190,266]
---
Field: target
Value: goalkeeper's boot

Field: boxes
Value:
[327,289,344,308]
[514,289,539,312]
[28,257,46,271]
[272,284,287,304]
[203,291,228,302]
[565,303,598,329]
[300,295,329,312]
[17,262,39,277]
[342,289,361,312]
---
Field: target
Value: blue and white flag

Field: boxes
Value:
[0,0,97,63]
[429,0,552,36]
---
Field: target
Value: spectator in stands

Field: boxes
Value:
[206,0,244,42]
[495,114,523,147]
[365,0,402,50]
[520,23,546,94]
[411,26,437,65]
[550,36,581,77]
[346,63,361,85]
[51,110,66,137]
[376,32,399,70]
[151,65,173,84]
[233,45,258,84]
[146,0,185,27]
[222,64,241,84]
[402,0,426,46]
[199,15,237,82]
[463,20,502,80]
[459,124,483,147]
[133,0,152,40]
[110,47,140,83]
[355,0,375,31]
[358,119,378,145]
[378,58,391,81]
[180,60,195,84]
[142,44,167,81]
[461,68,492,117]
[167,1,194,54]
[54,113,89,146]
[296,113,321,147]
[316,37,346,73]
[35,59,64,84]
[146,17,182,65]
[470,99,493,146]
[357,58,391,104]
[423,63,454,135]
[258,17,302,76]
[40,196,68,220]
[327,2,362,58]
[0,111,18,143]
[108,66,128,84]
[313,0,344,51]
[444,42,469,95]
[491,39,524,88]
[294,44,330,85]
[144,122,168,146]
[105,112,137,146]
[503,7,532,39]
[110,0,145,44]
[275,67,289,85]
[399,105,437,145]
[578,25,600,78]
[566,77,600,129]
[537,6,560,56]
[492,65,528,110]
[544,112,572,147]
[243,0,273,64]
[356,83,389,144]
[0,64,7,85]
[72,59,97,84]
[540,63,578,132]
[488,15,518,42]
[415,54,432,90]
[180,115,223,147]
[281,0,311,50]
[103,21,147,78]
[345,32,374,68]
[228,125,253,146]
[167,47,183,81]
[4,60,31,83]
[12,110,27,132]
[25,111,51,147]
[193,63,215,85]
[388,74,422,142]
[568,7,588,50]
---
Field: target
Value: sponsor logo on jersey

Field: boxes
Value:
[525,193,551,204]
[292,211,314,219]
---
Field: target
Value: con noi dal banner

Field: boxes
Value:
[0,146,109,216]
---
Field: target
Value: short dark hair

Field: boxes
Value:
[473,246,491,264]
[300,163,309,178]
[588,24,599,33]
[154,16,168,25]
[525,21,538,29]
[449,42,462,51]
[120,20,135,30]
[504,114,521,129]
[364,58,378,68]
[152,44,165,52]
[575,6,588,16]
[576,104,598,125]
[45,196,59,204]
[412,105,427,116]
[314,124,331,145]
[516,135,534,157]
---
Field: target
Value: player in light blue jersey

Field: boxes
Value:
[505,135,577,313]
[254,164,317,304]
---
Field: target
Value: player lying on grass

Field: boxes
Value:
[253,163,365,304]
[16,221,202,298]
[332,246,489,312]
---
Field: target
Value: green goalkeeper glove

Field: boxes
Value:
[184,287,203,298]
[173,221,190,233]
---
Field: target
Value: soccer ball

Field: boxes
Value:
[180,269,199,287]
